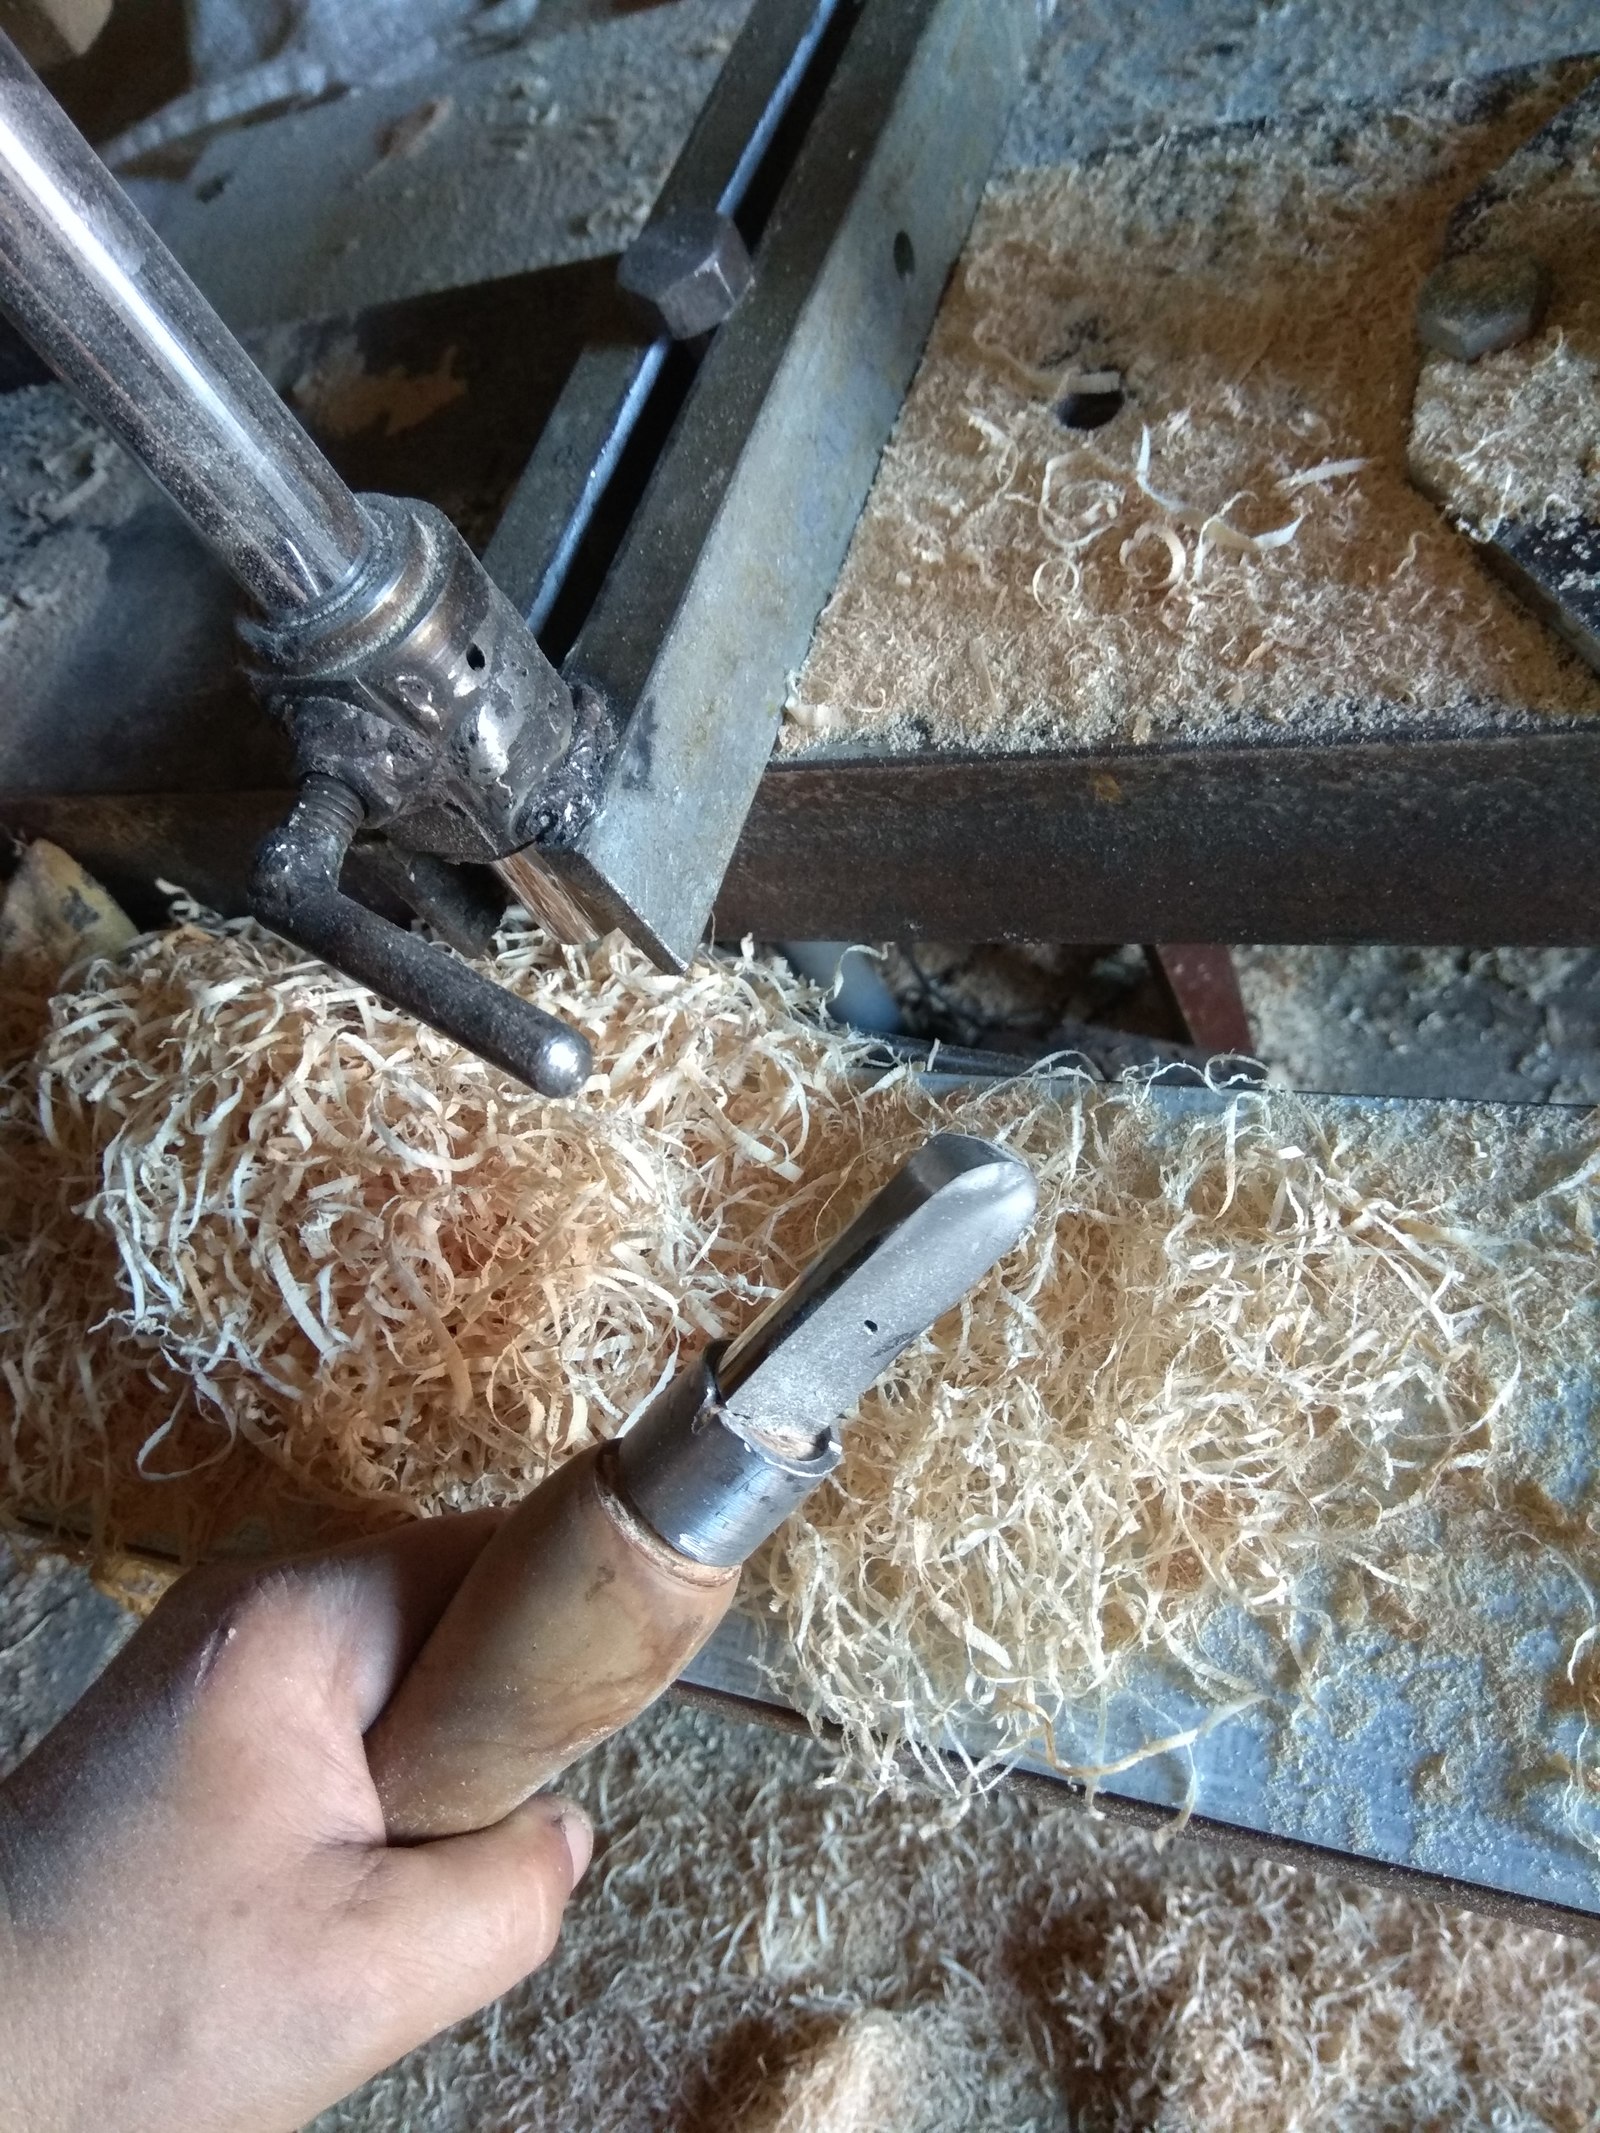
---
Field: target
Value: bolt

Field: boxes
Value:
[296,773,366,843]
[618,207,753,341]
[1416,247,1552,362]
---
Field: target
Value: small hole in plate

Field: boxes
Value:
[1055,384,1125,431]
[466,643,486,670]
[863,1318,879,1333]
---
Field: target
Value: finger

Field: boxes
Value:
[349,1795,593,2049]
[247,1510,510,1729]
[321,1510,510,1723]
[139,1510,509,1735]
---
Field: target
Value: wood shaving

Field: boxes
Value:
[784,69,1600,755]
[4,914,1597,1792]
[733,2011,924,2133]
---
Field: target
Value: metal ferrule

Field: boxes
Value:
[614,1347,841,1568]
[241,495,577,862]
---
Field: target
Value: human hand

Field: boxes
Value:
[0,1516,592,2133]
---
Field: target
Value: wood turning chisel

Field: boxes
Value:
[366,1132,1038,1840]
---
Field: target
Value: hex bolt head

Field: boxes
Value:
[1416,247,1552,362]
[618,208,754,341]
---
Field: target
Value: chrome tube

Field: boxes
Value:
[0,33,369,617]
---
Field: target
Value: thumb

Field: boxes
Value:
[352,1795,594,2048]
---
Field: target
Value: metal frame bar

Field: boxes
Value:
[14,716,1600,947]
[538,0,1041,965]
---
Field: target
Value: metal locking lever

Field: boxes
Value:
[366,1132,1038,1840]
[0,33,590,1096]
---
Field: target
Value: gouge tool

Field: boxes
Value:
[366,1132,1037,1839]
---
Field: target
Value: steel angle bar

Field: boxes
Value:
[528,0,1041,968]
[1485,514,1600,680]
[715,728,1600,947]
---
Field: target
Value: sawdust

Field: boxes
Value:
[321,1693,1600,2133]
[1235,945,1600,1104]
[785,69,1600,757]
[1409,90,1600,532]
[3,913,1596,1791]
[732,2010,926,2133]
[1412,336,1600,531]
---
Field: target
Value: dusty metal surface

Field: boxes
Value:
[1489,514,1600,678]
[718,732,1600,946]
[1001,0,1600,172]
[152,0,757,332]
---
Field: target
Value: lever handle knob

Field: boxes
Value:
[250,778,592,1099]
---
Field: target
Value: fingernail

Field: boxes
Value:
[549,1798,593,1886]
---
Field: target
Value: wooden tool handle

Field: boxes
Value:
[367,1443,740,1840]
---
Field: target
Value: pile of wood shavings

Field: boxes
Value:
[1413,333,1600,531]
[2,914,1593,1784]
[0,913,880,1540]
[333,1698,1600,2133]
[785,67,1600,755]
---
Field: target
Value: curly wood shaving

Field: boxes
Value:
[2,916,1596,1789]
[1119,520,1186,592]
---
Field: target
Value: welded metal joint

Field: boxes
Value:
[618,207,754,340]
[250,775,592,1099]
[612,1349,840,1568]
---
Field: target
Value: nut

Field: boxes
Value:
[618,207,753,341]
[1416,247,1552,362]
